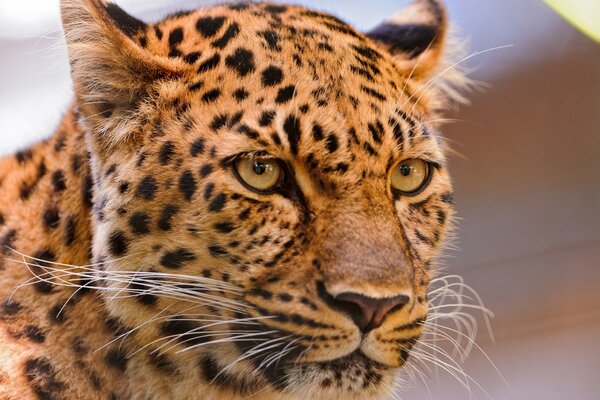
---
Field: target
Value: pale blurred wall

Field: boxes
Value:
[1,1,599,399]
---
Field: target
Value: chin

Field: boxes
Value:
[275,352,399,400]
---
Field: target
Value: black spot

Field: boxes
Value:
[149,352,178,375]
[350,65,374,81]
[168,27,184,47]
[278,293,293,302]
[312,124,325,141]
[24,325,46,343]
[441,192,455,205]
[196,16,226,37]
[128,212,151,235]
[212,22,241,49]
[436,210,447,224]
[64,216,76,246]
[118,182,129,194]
[208,192,227,212]
[202,88,222,103]
[225,48,255,77]
[199,164,214,178]
[169,48,182,60]
[160,249,196,269]
[159,141,175,165]
[161,317,210,346]
[105,316,129,336]
[190,138,206,157]
[199,356,220,384]
[351,44,381,61]
[15,149,33,164]
[2,228,17,249]
[179,170,197,201]
[258,30,281,51]
[264,4,288,13]
[24,357,65,399]
[214,222,235,233]
[72,337,87,354]
[363,142,378,156]
[198,53,221,73]
[250,288,273,300]
[2,301,22,316]
[71,154,82,174]
[54,136,66,152]
[158,205,179,231]
[208,245,228,257]
[89,371,102,390]
[368,121,384,144]
[31,249,56,293]
[108,230,129,256]
[258,110,276,127]
[104,3,146,36]
[105,164,117,177]
[105,348,128,372]
[82,175,94,208]
[136,176,158,200]
[361,85,387,101]
[43,208,60,230]
[183,51,202,64]
[233,88,249,101]
[275,85,296,103]
[318,42,334,52]
[188,80,204,91]
[130,282,158,306]
[326,134,339,153]
[261,66,283,86]
[52,170,66,192]
[203,182,215,200]
[211,114,229,131]
[154,26,163,40]
[48,303,66,324]
[283,115,301,155]
[0,213,4,226]
[237,125,259,140]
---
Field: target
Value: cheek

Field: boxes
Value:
[171,194,303,279]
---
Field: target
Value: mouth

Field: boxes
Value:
[304,349,389,370]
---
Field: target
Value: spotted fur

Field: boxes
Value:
[0,0,466,399]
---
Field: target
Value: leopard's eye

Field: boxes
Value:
[235,157,283,193]
[391,159,430,195]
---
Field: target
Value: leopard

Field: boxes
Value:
[0,0,469,399]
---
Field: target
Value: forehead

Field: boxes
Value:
[142,2,442,167]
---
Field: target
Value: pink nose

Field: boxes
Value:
[317,283,411,332]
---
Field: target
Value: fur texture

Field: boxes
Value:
[0,1,467,399]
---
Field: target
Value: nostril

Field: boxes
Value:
[317,282,411,333]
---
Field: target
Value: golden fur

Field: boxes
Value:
[0,1,466,399]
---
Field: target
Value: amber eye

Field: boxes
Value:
[235,157,283,193]
[391,159,430,195]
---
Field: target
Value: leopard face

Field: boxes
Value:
[60,0,463,398]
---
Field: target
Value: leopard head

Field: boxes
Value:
[61,0,464,398]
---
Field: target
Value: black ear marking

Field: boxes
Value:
[367,24,438,59]
[366,0,447,63]
[103,2,146,37]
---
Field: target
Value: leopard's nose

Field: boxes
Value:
[318,283,410,332]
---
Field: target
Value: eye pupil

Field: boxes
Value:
[400,164,411,176]
[253,162,267,175]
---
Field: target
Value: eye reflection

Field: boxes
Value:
[235,157,283,192]
[390,159,430,195]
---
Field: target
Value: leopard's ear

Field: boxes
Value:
[61,0,183,144]
[366,0,448,76]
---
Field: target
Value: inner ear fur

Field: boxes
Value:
[61,0,184,144]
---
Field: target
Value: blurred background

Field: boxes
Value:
[1,0,599,399]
